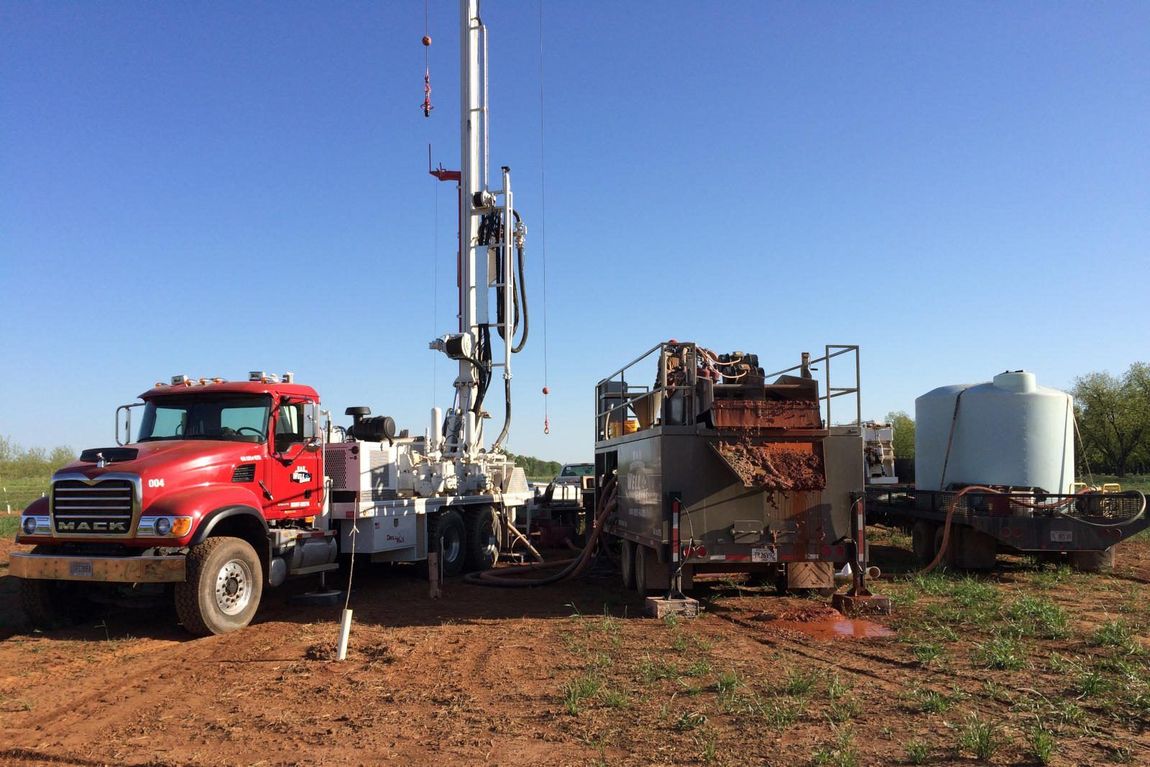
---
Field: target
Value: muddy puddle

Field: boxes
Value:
[752,606,894,640]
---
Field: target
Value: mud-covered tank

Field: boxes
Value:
[915,371,1074,493]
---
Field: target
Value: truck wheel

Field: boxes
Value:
[634,544,651,594]
[1070,547,1114,573]
[175,536,263,636]
[911,521,938,565]
[20,555,98,630]
[429,509,466,578]
[620,539,636,591]
[465,505,501,572]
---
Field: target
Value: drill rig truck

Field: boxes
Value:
[11,0,530,635]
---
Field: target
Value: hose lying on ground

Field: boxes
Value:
[465,474,617,588]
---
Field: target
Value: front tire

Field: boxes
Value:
[175,536,263,636]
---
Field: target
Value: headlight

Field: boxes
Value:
[153,517,172,536]
[22,516,38,536]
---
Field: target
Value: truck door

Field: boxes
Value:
[263,397,323,519]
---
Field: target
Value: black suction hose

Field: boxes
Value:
[464,475,618,588]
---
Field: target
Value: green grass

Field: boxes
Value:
[0,515,19,537]
[1006,595,1070,639]
[956,713,999,760]
[975,634,1027,670]
[563,674,602,715]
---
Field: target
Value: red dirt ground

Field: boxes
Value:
[2,531,1149,766]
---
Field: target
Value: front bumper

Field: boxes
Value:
[9,552,186,583]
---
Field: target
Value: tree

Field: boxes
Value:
[1072,363,1150,477]
[885,411,915,459]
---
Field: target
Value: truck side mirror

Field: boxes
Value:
[115,403,143,446]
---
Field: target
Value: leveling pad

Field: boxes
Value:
[645,596,701,619]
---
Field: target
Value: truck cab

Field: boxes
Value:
[12,372,336,635]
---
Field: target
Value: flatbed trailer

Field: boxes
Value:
[866,484,1149,571]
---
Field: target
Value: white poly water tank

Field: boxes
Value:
[915,371,1074,493]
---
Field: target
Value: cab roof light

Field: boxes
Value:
[171,374,188,385]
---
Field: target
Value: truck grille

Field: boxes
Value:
[52,479,135,535]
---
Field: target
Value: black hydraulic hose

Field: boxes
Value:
[492,377,512,450]
[511,243,528,353]
[464,475,618,588]
[510,210,528,354]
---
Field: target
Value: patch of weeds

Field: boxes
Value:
[692,634,714,652]
[761,697,803,729]
[671,633,690,652]
[905,740,929,764]
[925,622,959,642]
[684,659,712,677]
[952,576,1001,609]
[1075,669,1111,698]
[780,667,818,696]
[956,712,998,761]
[974,633,1027,670]
[827,674,849,700]
[828,695,861,723]
[1028,726,1057,765]
[1108,745,1133,763]
[910,687,951,714]
[638,654,677,683]
[589,652,613,671]
[908,572,954,596]
[599,688,629,709]
[694,730,717,763]
[563,674,602,715]
[1047,698,1085,727]
[716,669,740,698]
[812,726,858,767]
[1092,619,1139,652]
[1006,595,1069,639]
[674,710,708,731]
[982,679,1013,703]
[663,613,679,629]
[912,642,945,666]
[1030,564,1072,590]
[1046,652,1079,674]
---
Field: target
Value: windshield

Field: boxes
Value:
[138,394,271,443]
[560,464,594,477]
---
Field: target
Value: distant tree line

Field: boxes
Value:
[504,451,562,480]
[1073,363,1150,477]
[0,436,75,479]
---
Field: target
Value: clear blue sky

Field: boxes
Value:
[2,1,1147,463]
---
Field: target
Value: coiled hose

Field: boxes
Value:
[465,474,618,588]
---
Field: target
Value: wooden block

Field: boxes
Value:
[787,561,833,590]
[645,597,700,619]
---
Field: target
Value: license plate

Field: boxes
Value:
[751,546,777,563]
[69,561,93,578]
[1050,531,1073,543]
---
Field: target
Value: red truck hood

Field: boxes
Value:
[59,441,263,483]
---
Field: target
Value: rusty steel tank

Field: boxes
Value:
[595,342,864,594]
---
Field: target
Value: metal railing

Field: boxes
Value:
[595,342,862,442]
[764,345,861,427]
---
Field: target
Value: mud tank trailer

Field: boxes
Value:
[595,342,867,594]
